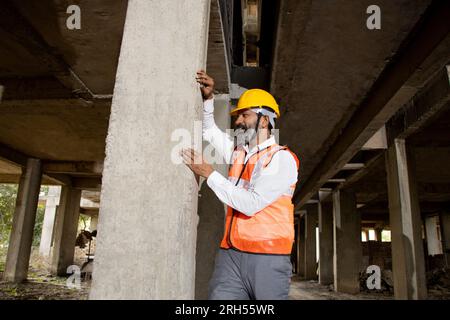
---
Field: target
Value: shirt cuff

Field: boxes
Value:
[203,98,214,113]
[206,170,227,190]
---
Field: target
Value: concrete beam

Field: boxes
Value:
[72,177,102,190]
[293,1,450,208]
[3,158,42,282]
[387,66,450,143]
[50,186,81,276]
[386,139,427,299]
[361,126,387,150]
[89,0,211,299]
[318,201,333,285]
[338,152,385,191]
[342,163,365,170]
[42,161,103,175]
[41,173,71,186]
[0,77,73,100]
[333,189,362,294]
[79,208,99,217]
[0,143,28,167]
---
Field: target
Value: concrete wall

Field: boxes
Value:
[90,0,211,299]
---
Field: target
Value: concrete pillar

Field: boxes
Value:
[3,158,42,283]
[39,186,61,257]
[425,216,442,256]
[195,94,230,299]
[50,186,81,276]
[89,0,211,299]
[318,201,333,285]
[375,227,383,242]
[297,215,305,278]
[332,189,362,294]
[89,215,98,231]
[304,204,318,280]
[440,212,450,267]
[386,139,427,299]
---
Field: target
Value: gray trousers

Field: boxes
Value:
[208,248,292,300]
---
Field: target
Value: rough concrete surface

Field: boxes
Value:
[89,0,211,299]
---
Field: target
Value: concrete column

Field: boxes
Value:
[440,212,450,267]
[50,186,81,276]
[304,204,318,280]
[375,227,383,242]
[89,215,98,231]
[386,139,427,299]
[39,186,61,257]
[89,0,211,299]
[318,201,333,285]
[297,215,305,278]
[425,216,442,256]
[333,189,362,294]
[195,94,230,299]
[3,158,42,283]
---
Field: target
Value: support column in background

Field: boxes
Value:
[4,158,42,282]
[304,204,318,280]
[89,215,98,231]
[50,186,81,276]
[333,189,362,294]
[39,186,61,257]
[386,139,427,299]
[297,215,305,278]
[318,201,333,285]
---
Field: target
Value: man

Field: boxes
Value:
[181,70,299,300]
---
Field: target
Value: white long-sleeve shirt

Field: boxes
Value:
[203,98,299,216]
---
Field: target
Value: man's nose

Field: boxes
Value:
[234,115,244,127]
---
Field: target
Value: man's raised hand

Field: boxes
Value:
[196,70,214,101]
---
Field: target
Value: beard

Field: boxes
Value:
[233,123,257,147]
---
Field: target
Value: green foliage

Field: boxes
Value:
[0,184,17,246]
[0,184,49,248]
[32,203,46,247]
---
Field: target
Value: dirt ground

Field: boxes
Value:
[0,247,449,300]
[0,247,90,300]
[288,275,393,300]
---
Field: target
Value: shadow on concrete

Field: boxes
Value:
[195,181,225,299]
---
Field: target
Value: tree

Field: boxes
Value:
[0,184,49,247]
[0,184,18,246]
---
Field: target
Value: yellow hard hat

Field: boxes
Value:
[230,89,280,118]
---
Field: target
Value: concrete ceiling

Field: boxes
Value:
[0,0,448,209]
[4,0,128,94]
[0,0,127,166]
[271,0,432,188]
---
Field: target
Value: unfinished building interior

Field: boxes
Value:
[0,0,449,300]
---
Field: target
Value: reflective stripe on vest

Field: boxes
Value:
[220,144,300,255]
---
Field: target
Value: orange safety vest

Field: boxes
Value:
[220,143,300,255]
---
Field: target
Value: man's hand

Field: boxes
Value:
[196,70,214,101]
[181,148,214,178]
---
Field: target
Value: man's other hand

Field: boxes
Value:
[181,148,214,179]
[196,70,214,101]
